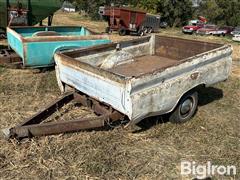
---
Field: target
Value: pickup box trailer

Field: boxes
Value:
[55,35,232,125]
[3,26,111,68]
[1,35,232,140]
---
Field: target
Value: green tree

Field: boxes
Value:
[156,0,193,27]
[199,0,240,26]
[138,0,159,14]
[73,0,133,20]
[199,0,223,24]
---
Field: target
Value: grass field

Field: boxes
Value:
[0,11,239,179]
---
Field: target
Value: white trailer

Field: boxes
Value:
[55,35,232,125]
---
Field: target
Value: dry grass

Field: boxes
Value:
[0,12,239,179]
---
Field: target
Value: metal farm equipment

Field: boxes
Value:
[3,26,110,68]
[1,91,124,140]
[0,0,65,68]
[1,35,232,140]
[0,0,63,35]
[99,6,160,36]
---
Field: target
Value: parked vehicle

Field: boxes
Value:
[182,16,207,34]
[219,26,234,34]
[99,6,161,36]
[231,27,240,36]
[159,21,168,28]
[197,25,233,36]
[6,26,111,68]
[182,20,204,34]
[54,35,232,126]
[232,34,240,42]
[196,24,218,35]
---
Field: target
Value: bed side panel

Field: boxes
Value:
[24,39,110,67]
[7,30,24,58]
[155,36,222,60]
[129,46,232,123]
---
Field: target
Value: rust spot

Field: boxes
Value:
[109,55,178,77]
[190,72,199,80]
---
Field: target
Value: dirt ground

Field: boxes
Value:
[0,11,239,179]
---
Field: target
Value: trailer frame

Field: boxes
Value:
[1,91,125,140]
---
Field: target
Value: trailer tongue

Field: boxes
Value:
[1,91,124,140]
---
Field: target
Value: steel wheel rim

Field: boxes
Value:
[180,98,194,117]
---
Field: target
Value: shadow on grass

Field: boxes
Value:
[134,86,223,132]
[10,86,224,139]
[0,45,8,49]
[197,86,223,106]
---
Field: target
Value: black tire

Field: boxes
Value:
[0,33,6,39]
[169,91,198,124]
[137,29,145,36]
[188,32,194,35]
[0,28,6,39]
[143,27,148,34]
[147,27,153,34]
[119,28,126,36]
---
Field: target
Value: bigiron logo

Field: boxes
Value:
[181,161,237,179]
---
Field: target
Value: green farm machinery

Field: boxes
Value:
[0,0,63,36]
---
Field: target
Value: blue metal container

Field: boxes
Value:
[7,26,111,68]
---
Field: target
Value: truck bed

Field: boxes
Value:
[55,35,232,124]
[109,55,178,77]
[7,26,110,68]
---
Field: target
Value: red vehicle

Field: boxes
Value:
[196,24,218,35]
[196,25,234,36]
[99,6,160,36]
[182,16,207,34]
[219,26,234,35]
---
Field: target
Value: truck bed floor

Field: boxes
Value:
[109,55,178,77]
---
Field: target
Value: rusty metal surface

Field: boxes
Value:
[56,53,127,84]
[2,91,124,140]
[0,49,22,68]
[109,55,178,77]
[7,26,106,43]
[62,36,150,58]
[154,35,222,60]
[9,116,106,138]
[54,36,153,83]
[6,26,111,68]
[18,92,75,127]
[22,34,110,43]
[9,25,99,35]
[55,35,232,125]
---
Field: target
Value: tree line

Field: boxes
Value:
[70,0,240,27]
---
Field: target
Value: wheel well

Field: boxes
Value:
[170,84,206,113]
